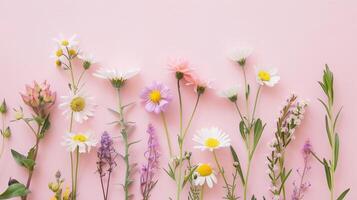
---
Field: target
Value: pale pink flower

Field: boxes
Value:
[185,74,213,94]
[167,58,194,81]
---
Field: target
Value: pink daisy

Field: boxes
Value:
[140,81,172,114]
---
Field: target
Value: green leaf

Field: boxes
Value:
[251,119,265,157]
[38,114,51,139]
[278,169,292,193]
[11,149,35,170]
[0,183,29,199]
[324,115,332,146]
[323,159,332,190]
[336,188,350,200]
[239,121,246,140]
[333,107,343,132]
[334,134,339,171]
[182,166,197,188]
[230,146,245,185]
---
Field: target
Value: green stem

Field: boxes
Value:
[212,151,230,193]
[279,154,286,200]
[73,147,80,200]
[182,94,201,139]
[242,66,250,121]
[160,112,173,158]
[328,101,335,200]
[117,88,131,200]
[200,185,204,200]
[250,85,262,126]
[177,79,183,141]
[243,157,252,200]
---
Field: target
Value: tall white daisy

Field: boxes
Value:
[93,67,140,88]
[78,53,96,70]
[59,91,96,123]
[193,163,217,188]
[193,127,231,151]
[62,131,97,153]
[228,47,253,66]
[218,85,240,102]
[255,66,280,87]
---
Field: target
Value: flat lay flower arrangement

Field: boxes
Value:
[0,35,351,200]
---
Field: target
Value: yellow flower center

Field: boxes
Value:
[68,49,77,56]
[72,133,88,142]
[55,59,62,66]
[56,49,63,57]
[61,40,69,46]
[149,90,161,104]
[70,97,86,112]
[197,163,213,176]
[204,138,220,148]
[258,70,271,81]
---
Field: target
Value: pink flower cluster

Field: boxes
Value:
[21,80,56,116]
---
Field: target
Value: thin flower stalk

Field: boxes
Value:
[97,132,118,200]
[291,140,312,200]
[266,94,307,200]
[140,124,160,200]
[311,65,350,200]
[0,99,10,159]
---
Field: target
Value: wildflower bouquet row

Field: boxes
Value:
[0,35,350,200]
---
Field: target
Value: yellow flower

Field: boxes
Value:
[63,186,70,200]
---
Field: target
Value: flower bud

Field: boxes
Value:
[83,61,91,70]
[14,109,24,120]
[175,71,184,80]
[2,127,11,138]
[0,99,7,114]
[49,182,60,192]
[8,178,19,186]
[233,161,239,168]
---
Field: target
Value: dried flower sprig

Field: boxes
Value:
[0,81,55,200]
[97,131,118,200]
[55,34,96,200]
[0,99,11,159]
[48,171,72,200]
[291,140,312,200]
[225,49,279,200]
[266,94,308,200]
[94,67,140,200]
[310,65,350,200]
[140,124,160,200]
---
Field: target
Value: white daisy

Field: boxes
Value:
[62,131,97,153]
[53,34,79,48]
[218,85,240,102]
[255,66,280,87]
[193,127,231,151]
[59,91,96,123]
[228,47,253,66]
[93,67,140,88]
[193,163,217,188]
[78,53,96,69]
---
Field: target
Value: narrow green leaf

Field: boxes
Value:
[336,188,350,200]
[334,134,339,171]
[324,115,332,146]
[333,107,343,132]
[278,169,292,193]
[182,166,197,188]
[0,183,29,199]
[230,146,245,185]
[11,149,35,170]
[323,159,332,190]
[239,121,246,141]
[38,114,51,139]
[251,119,265,157]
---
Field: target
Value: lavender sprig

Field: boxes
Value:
[291,140,312,200]
[267,94,308,200]
[97,131,118,200]
[140,124,160,200]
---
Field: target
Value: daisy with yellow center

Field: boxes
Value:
[53,34,78,48]
[193,127,231,151]
[255,66,280,87]
[93,67,141,89]
[59,91,96,123]
[140,81,172,114]
[62,131,97,153]
[193,163,217,188]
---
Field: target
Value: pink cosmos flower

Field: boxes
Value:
[21,81,56,116]
[185,74,213,94]
[168,58,194,81]
[140,81,172,114]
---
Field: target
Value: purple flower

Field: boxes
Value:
[140,81,172,114]
[97,131,118,200]
[140,124,160,200]
[291,140,312,200]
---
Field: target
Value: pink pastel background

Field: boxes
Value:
[0,0,356,199]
